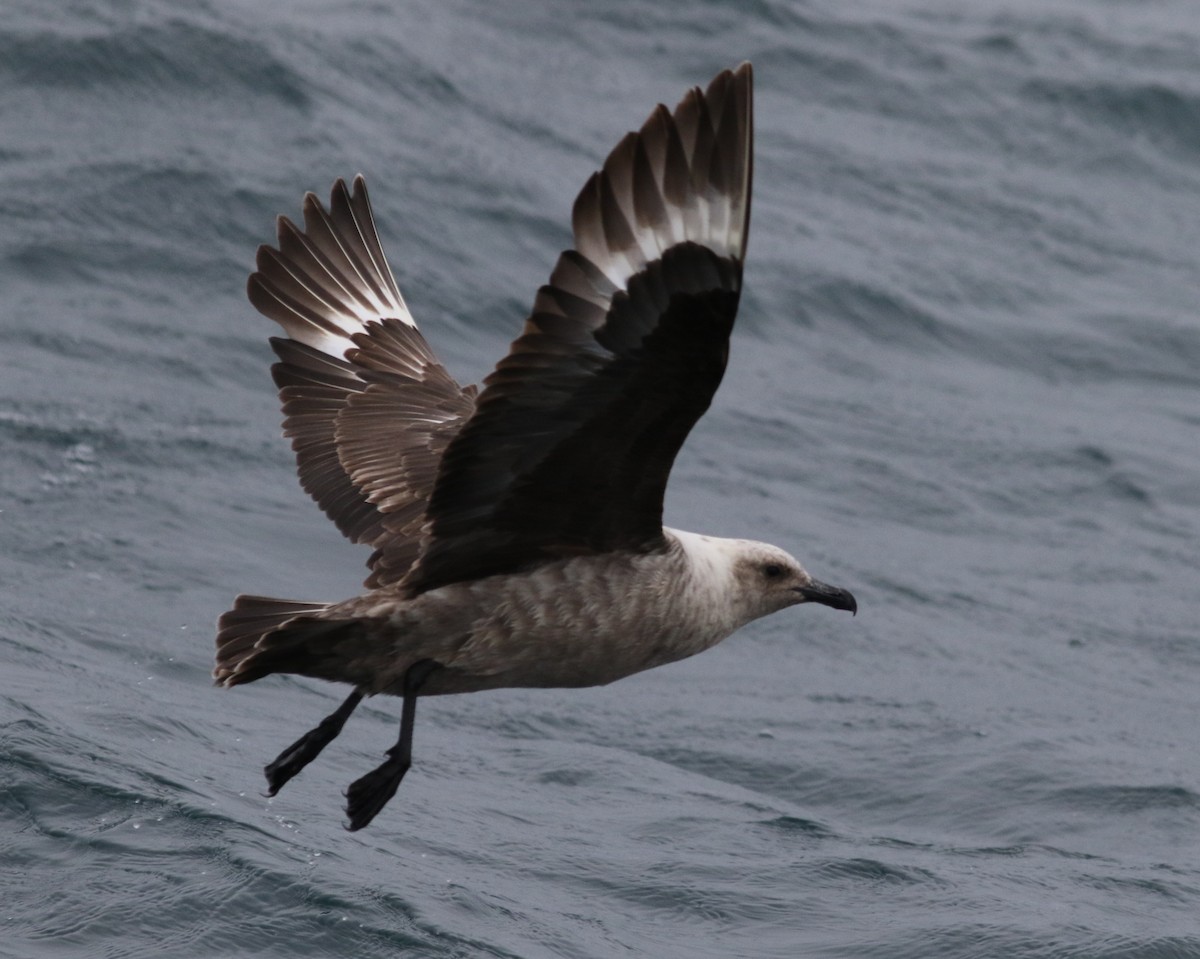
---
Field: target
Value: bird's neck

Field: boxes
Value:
[663,528,748,640]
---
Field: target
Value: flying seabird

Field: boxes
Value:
[215,62,857,831]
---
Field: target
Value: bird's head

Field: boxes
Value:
[727,540,858,622]
[671,530,857,632]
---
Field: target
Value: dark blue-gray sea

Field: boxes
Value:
[3,1,1199,956]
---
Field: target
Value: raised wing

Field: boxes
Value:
[404,63,753,595]
[248,176,475,585]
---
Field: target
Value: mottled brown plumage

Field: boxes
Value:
[216,63,856,831]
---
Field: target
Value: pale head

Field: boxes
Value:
[670,529,857,635]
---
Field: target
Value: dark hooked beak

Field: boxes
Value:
[795,579,858,615]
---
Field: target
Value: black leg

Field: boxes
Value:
[344,660,440,831]
[263,689,364,796]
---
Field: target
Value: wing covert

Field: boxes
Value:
[404,64,754,594]
[248,176,475,584]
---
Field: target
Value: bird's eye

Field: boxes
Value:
[763,563,784,579]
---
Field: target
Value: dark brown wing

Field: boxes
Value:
[403,63,753,595]
[248,176,475,584]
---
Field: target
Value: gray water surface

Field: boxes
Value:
[2,1,1198,956]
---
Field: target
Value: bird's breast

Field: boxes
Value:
[405,548,735,694]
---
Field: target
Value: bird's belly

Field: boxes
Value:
[382,550,730,696]
[429,617,694,694]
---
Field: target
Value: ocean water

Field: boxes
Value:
[2,0,1198,956]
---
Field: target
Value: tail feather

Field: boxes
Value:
[214,595,370,688]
